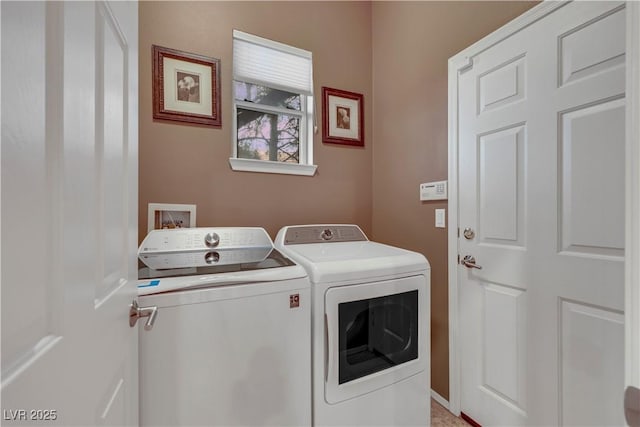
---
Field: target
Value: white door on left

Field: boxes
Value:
[1,1,139,425]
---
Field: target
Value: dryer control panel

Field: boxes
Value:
[281,225,368,245]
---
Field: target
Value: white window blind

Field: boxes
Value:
[233,30,313,96]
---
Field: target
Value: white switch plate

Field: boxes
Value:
[420,180,447,201]
[435,209,446,228]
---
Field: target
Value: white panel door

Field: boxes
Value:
[458,2,625,426]
[1,1,138,425]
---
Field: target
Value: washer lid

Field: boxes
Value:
[138,247,296,280]
[137,227,308,295]
[278,240,430,284]
[137,248,306,296]
[138,227,297,281]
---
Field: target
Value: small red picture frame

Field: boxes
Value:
[322,87,364,146]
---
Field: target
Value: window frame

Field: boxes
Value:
[230,31,317,176]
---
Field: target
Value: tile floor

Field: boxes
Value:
[431,399,471,427]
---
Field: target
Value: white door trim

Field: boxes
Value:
[625,0,640,397]
[446,0,638,417]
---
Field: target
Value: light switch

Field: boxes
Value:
[435,209,446,228]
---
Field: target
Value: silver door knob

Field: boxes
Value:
[462,255,482,269]
[129,300,158,331]
[463,228,475,240]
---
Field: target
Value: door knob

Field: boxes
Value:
[129,300,158,331]
[463,228,475,240]
[462,255,482,269]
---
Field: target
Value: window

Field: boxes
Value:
[230,30,317,176]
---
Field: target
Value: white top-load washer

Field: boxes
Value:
[137,227,310,426]
[274,224,430,426]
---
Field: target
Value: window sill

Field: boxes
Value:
[229,158,317,176]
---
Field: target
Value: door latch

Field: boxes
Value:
[129,300,158,331]
[461,255,483,269]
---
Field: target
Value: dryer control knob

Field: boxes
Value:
[204,232,220,248]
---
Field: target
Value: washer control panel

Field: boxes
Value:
[282,225,368,245]
[139,227,272,254]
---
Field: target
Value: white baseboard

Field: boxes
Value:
[430,389,450,410]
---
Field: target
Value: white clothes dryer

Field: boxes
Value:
[137,227,311,426]
[275,224,430,426]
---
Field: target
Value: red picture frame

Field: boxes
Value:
[322,87,364,146]
[152,45,221,127]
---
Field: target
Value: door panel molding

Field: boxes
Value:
[559,299,624,426]
[1,1,65,388]
[477,123,526,247]
[558,96,625,258]
[558,5,626,87]
[482,283,526,409]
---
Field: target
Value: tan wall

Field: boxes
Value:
[140,0,539,402]
[139,1,373,242]
[371,1,538,400]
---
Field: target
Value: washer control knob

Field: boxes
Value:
[321,228,334,241]
[204,251,220,264]
[204,232,220,248]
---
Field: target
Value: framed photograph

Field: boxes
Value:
[152,45,221,127]
[322,87,364,147]
[147,203,197,233]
